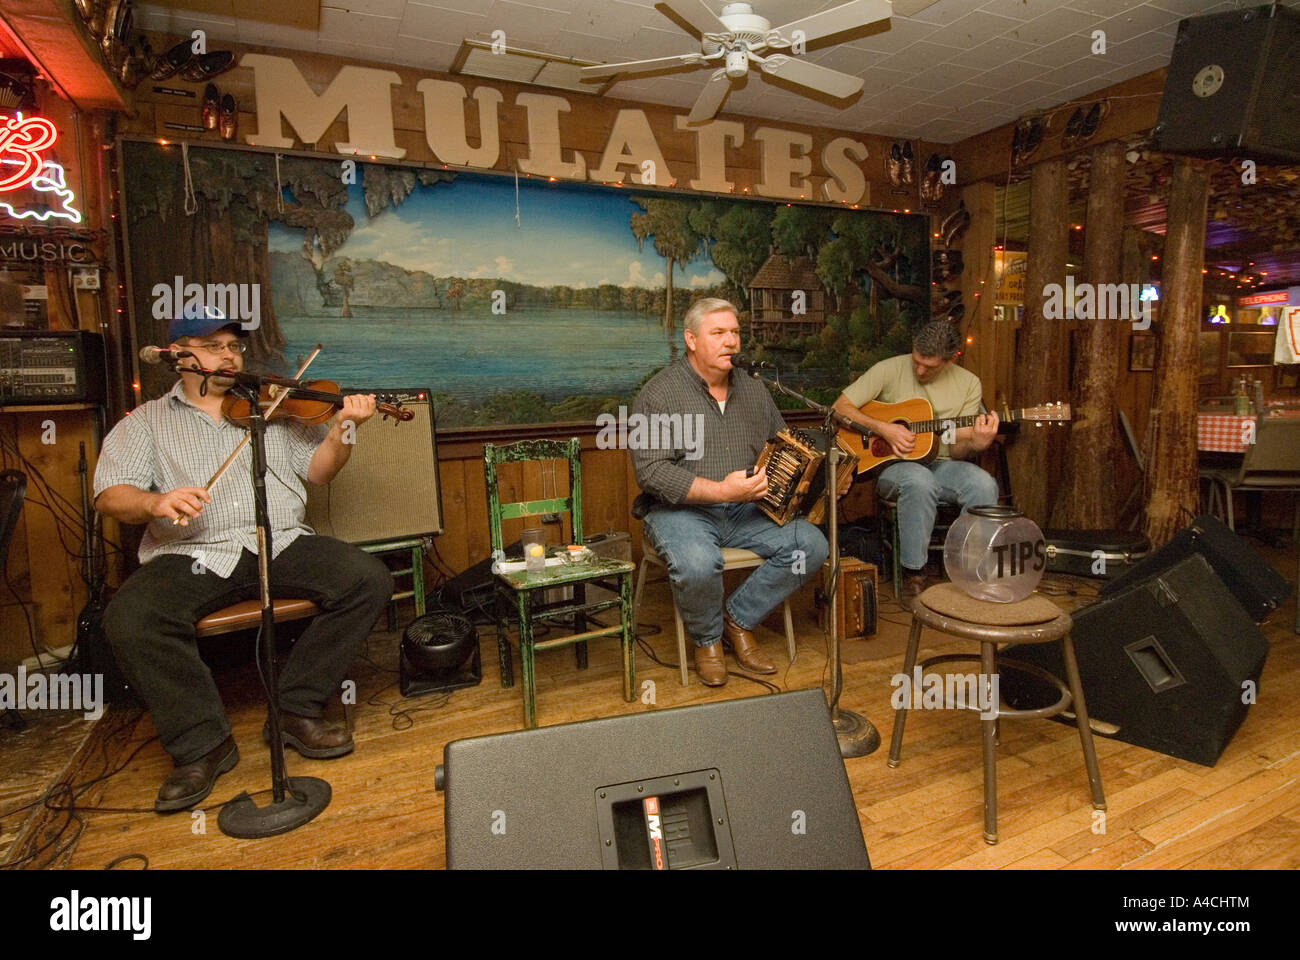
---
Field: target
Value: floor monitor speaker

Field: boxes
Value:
[440,689,870,869]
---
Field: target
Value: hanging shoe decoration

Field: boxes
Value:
[182,50,236,82]
[219,93,238,141]
[151,38,195,80]
[942,204,971,249]
[1077,99,1109,145]
[887,141,903,188]
[900,140,915,186]
[201,84,219,131]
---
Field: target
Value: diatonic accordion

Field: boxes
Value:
[754,429,856,526]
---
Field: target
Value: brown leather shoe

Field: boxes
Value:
[723,613,776,674]
[694,641,727,687]
[264,712,354,759]
[899,574,928,613]
[155,736,239,813]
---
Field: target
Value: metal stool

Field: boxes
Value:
[888,582,1106,844]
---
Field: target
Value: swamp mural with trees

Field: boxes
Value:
[122,141,930,427]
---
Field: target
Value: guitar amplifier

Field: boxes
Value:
[819,557,877,641]
[0,331,105,405]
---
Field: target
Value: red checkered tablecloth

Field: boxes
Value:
[1198,413,1253,453]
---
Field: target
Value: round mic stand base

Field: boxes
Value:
[833,709,881,759]
[218,777,332,839]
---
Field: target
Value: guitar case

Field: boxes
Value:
[1039,528,1151,580]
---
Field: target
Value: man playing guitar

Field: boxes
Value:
[832,321,999,611]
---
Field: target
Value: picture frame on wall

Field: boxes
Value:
[1129,333,1156,372]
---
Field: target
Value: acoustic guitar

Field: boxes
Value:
[837,397,1071,474]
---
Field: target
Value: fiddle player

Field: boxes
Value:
[94,305,393,812]
[631,297,828,686]
[831,320,999,611]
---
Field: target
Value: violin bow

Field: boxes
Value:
[174,344,323,525]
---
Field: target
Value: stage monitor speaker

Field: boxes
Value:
[305,387,441,544]
[1005,554,1268,767]
[1099,514,1290,623]
[1150,4,1300,162]
[439,688,870,869]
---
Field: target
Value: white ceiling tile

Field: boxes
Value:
[1005,7,1100,43]
[1146,0,1228,14]
[622,25,699,57]
[1020,33,1094,65]
[1102,28,1175,63]
[856,65,914,87]
[319,8,402,46]
[971,59,1052,88]
[876,40,965,71]
[560,0,665,42]
[934,81,1004,107]
[316,38,400,63]
[1064,0,1144,15]
[389,34,463,71]
[1044,53,1121,85]
[984,76,1064,103]
[1091,3,1183,44]
[845,17,940,51]
[978,0,1073,21]
[235,21,320,50]
[415,0,505,15]
[401,5,494,43]
[809,45,887,72]
[899,0,976,25]
[927,10,1025,47]
[549,29,625,60]
[483,1,569,47]
[862,85,935,112]
[949,35,1038,68]
[903,60,983,91]
[322,0,409,17]
[136,4,237,29]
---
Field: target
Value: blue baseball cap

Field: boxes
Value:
[166,303,247,343]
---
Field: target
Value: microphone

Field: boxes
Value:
[139,346,195,365]
[728,354,775,372]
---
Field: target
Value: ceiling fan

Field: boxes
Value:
[581,0,892,124]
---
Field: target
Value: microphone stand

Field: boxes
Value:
[171,360,332,837]
[741,363,880,759]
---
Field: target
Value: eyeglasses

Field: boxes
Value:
[188,340,248,355]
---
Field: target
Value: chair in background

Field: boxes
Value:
[634,544,797,687]
[1200,416,1300,538]
[484,438,636,728]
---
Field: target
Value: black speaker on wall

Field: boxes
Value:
[1005,554,1268,767]
[1099,514,1290,623]
[1150,4,1300,163]
[437,689,870,869]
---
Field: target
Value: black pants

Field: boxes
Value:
[103,536,393,765]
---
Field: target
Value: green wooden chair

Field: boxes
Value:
[484,438,636,727]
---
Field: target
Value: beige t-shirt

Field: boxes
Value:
[841,354,984,459]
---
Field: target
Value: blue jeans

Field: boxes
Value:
[642,503,829,648]
[877,460,999,570]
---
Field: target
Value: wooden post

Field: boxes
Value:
[1007,159,1069,525]
[1052,141,1125,528]
[1145,157,1209,546]
[958,181,998,397]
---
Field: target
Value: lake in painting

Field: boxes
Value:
[280,306,680,404]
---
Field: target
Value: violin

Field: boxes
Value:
[220,378,414,425]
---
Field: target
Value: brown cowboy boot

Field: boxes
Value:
[694,640,727,686]
[723,613,776,674]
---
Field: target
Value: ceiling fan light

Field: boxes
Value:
[725,49,749,77]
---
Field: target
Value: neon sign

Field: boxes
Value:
[0,113,82,224]
[0,114,57,192]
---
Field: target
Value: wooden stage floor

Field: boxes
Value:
[8,550,1300,871]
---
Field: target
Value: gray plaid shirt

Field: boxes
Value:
[93,381,328,577]
[632,356,786,506]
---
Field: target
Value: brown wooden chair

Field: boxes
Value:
[194,599,321,638]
